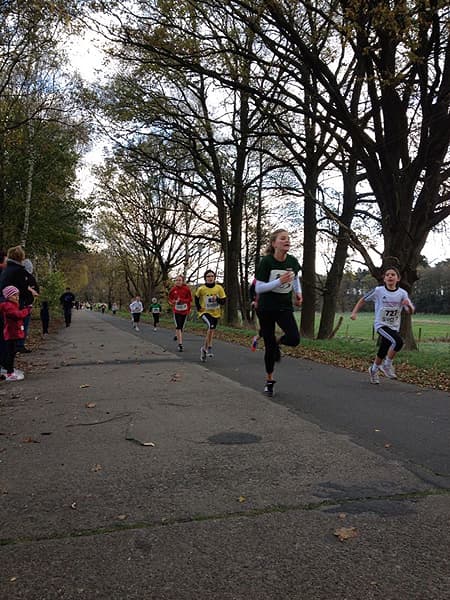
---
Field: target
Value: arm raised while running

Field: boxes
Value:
[350,297,365,320]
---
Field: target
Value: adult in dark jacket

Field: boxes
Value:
[0,246,39,353]
[60,287,75,327]
[0,249,8,371]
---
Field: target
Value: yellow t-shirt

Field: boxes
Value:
[195,283,226,318]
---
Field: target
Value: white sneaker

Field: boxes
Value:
[368,367,380,385]
[135,326,140,332]
[200,347,207,362]
[379,362,397,379]
[5,372,24,382]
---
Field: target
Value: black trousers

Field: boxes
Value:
[3,339,17,374]
[257,310,300,375]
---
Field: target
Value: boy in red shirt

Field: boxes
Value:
[0,286,33,381]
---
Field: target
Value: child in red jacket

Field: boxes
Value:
[0,286,32,381]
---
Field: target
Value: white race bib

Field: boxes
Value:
[269,269,293,294]
[380,307,400,327]
[175,303,187,311]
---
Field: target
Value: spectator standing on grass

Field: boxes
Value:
[351,266,415,384]
[59,287,75,327]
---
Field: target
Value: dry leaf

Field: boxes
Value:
[85,402,96,408]
[237,495,246,503]
[338,512,347,520]
[79,384,90,389]
[170,372,181,382]
[91,464,102,472]
[117,514,128,521]
[22,437,40,444]
[334,526,358,542]
[141,441,155,447]
[70,502,77,509]
[10,577,17,582]
[384,443,392,448]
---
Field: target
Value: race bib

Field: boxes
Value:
[269,269,293,294]
[175,303,187,311]
[380,307,400,327]
[206,295,219,309]
[152,307,160,313]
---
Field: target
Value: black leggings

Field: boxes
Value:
[377,326,404,359]
[257,310,300,375]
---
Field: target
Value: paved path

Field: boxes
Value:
[1,310,449,600]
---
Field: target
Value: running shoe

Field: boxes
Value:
[251,336,258,351]
[178,344,183,352]
[207,347,214,358]
[368,367,380,385]
[5,372,24,382]
[263,380,275,397]
[379,362,397,379]
[135,326,140,332]
[200,347,207,362]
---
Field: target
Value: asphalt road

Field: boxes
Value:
[101,312,450,485]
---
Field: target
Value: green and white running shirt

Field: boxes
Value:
[255,254,301,311]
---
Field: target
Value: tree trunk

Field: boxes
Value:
[317,231,349,338]
[317,159,358,338]
[300,175,317,338]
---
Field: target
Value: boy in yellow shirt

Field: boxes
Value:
[195,270,226,362]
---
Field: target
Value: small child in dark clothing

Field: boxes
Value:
[40,301,50,335]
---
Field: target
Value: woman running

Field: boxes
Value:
[255,229,302,397]
[168,275,193,352]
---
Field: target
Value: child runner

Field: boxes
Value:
[195,270,226,362]
[40,300,50,335]
[168,275,193,352]
[351,266,415,384]
[129,295,144,332]
[0,286,33,381]
[149,297,162,331]
[255,229,302,397]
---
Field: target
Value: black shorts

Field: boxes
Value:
[174,313,188,330]
[201,313,219,330]
[132,313,141,323]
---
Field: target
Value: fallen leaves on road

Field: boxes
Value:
[22,437,40,444]
[79,384,90,389]
[334,526,358,542]
[85,402,96,408]
[170,372,181,382]
[237,495,246,503]
[91,464,102,472]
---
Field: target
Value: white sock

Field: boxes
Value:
[384,358,392,366]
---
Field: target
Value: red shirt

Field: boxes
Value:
[168,284,193,315]
[0,301,31,340]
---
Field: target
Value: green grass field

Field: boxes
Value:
[334,312,450,342]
